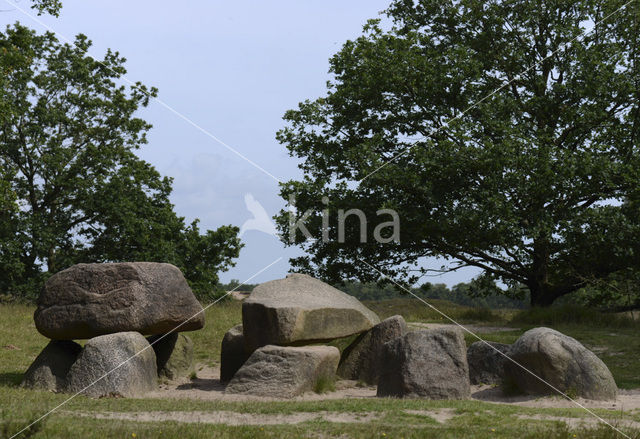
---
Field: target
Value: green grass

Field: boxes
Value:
[512,305,640,329]
[313,375,336,394]
[1,300,639,438]
[188,300,242,367]
[364,298,516,324]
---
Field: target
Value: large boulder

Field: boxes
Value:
[467,341,512,385]
[147,333,194,380]
[242,274,380,350]
[21,340,82,392]
[225,345,340,398]
[35,262,205,339]
[503,327,617,400]
[338,315,408,384]
[65,332,158,398]
[377,328,470,399]
[220,324,250,382]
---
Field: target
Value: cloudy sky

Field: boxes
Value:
[1,0,480,285]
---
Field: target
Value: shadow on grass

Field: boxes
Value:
[0,372,23,387]
[177,377,226,392]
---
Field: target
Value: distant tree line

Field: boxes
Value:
[337,275,640,312]
[219,280,257,292]
[335,280,530,309]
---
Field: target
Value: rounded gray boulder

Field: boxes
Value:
[35,262,205,340]
[65,332,158,398]
[225,345,340,398]
[242,274,380,350]
[377,328,471,399]
[503,327,617,400]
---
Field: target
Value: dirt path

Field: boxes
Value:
[69,407,460,426]
[516,414,640,429]
[472,385,640,411]
[69,366,640,428]
[70,406,640,428]
[72,410,383,425]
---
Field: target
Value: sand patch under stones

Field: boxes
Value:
[146,365,378,402]
[147,364,640,412]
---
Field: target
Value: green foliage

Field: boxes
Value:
[219,279,258,292]
[424,280,529,309]
[275,0,640,307]
[28,0,62,16]
[335,279,528,309]
[558,268,640,311]
[0,25,241,300]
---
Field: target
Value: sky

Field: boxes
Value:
[1,0,480,286]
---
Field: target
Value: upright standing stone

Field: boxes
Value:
[242,274,380,350]
[35,262,205,339]
[220,324,250,382]
[377,328,471,399]
[467,341,512,385]
[21,340,82,392]
[147,333,194,380]
[338,315,407,384]
[65,332,158,398]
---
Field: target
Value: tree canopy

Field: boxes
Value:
[29,0,62,16]
[0,24,241,300]
[276,0,640,307]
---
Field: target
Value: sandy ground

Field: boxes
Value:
[70,408,464,426]
[66,364,640,428]
[73,410,384,425]
[72,408,640,429]
[146,364,640,412]
[146,365,376,402]
[471,385,640,411]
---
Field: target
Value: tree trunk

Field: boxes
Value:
[530,239,555,307]
[529,284,559,307]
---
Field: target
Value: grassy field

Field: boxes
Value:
[1,299,639,438]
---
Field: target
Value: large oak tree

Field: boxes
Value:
[276,0,640,306]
